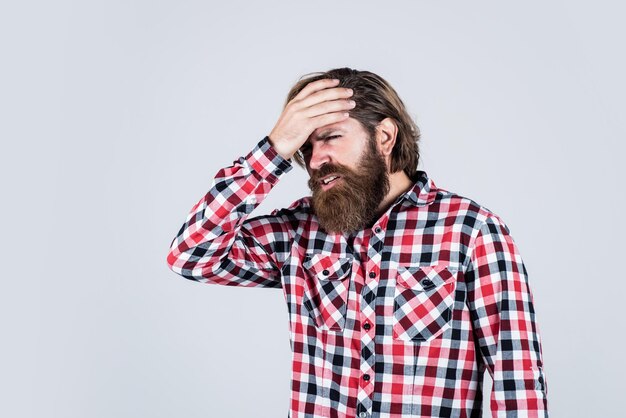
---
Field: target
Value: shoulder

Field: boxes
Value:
[434,185,510,233]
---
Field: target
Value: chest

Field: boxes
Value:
[279,208,470,342]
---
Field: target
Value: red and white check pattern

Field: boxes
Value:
[167,136,549,417]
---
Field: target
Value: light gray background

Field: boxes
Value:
[1,1,624,417]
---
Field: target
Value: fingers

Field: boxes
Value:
[309,109,351,129]
[291,78,354,111]
[297,85,353,110]
[292,80,354,124]
[303,97,356,119]
[292,79,355,133]
[292,78,340,102]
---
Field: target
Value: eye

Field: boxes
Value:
[324,135,341,141]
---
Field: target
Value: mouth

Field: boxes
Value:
[319,174,342,190]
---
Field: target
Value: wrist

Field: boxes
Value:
[267,134,294,161]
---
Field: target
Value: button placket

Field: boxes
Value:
[356,228,381,413]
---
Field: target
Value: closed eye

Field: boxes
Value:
[299,135,341,157]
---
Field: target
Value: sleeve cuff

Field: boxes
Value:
[246,135,293,180]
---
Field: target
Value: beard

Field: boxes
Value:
[307,138,391,235]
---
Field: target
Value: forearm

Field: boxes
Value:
[166,136,293,286]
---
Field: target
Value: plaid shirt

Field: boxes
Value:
[166,136,548,418]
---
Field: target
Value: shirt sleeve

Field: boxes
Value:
[464,214,549,417]
[166,136,295,288]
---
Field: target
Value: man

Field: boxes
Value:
[166,68,549,417]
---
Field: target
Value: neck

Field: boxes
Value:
[373,170,414,220]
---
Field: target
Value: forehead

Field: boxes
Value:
[307,117,365,142]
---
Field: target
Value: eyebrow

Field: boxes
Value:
[299,128,346,153]
[316,128,345,140]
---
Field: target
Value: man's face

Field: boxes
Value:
[302,117,391,234]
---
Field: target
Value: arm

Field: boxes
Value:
[166,77,356,287]
[465,214,548,417]
[166,136,294,288]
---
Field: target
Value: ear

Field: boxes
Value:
[375,117,398,157]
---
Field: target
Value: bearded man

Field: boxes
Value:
[166,68,549,418]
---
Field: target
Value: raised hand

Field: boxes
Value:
[268,78,356,160]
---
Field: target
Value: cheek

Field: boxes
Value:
[345,151,365,168]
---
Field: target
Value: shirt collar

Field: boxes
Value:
[400,170,438,206]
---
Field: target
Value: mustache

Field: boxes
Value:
[308,163,352,190]
[309,163,352,183]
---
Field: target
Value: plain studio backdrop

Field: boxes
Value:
[1,1,624,417]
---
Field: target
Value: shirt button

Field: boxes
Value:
[363,322,371,330]
[363,374,370,381]
[422,279,434,287]
[275,169,282,175]
[374,227,382,234]
[322,269,330,276]
[359,412,367,418]
[368,271,376,278]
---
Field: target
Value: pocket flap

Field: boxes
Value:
[303,253,353,281]
[397,263,457,291]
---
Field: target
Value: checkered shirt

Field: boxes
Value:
[166,136,549,418]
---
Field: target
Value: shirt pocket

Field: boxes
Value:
[392,263,458,342]
[302,253,353,332]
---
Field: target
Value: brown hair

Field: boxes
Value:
[284,67,421,177]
